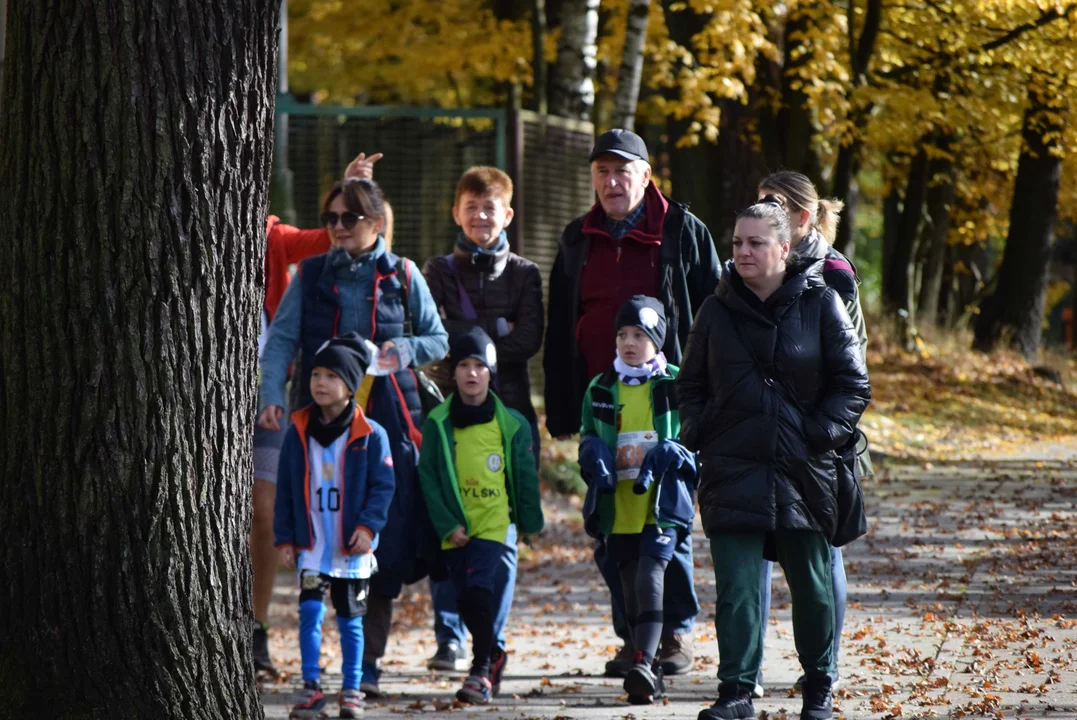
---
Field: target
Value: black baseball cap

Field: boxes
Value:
[588,128,649,163]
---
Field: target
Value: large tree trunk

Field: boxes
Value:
[775,3,824,185]
[831,138,862,255]
[830,0,882,256]
[549,0,599,121]
[916,142,956,325]
[0,1,277,717]
[883,145,929,313]
[611,0,651,130]
[974,79,1065,360]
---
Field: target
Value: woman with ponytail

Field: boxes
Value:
[758,172,866,354]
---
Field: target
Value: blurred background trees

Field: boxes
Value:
[284,0,1077,361]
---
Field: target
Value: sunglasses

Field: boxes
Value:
[320,211,366,230]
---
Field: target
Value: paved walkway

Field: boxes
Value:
[261,456,1077,719]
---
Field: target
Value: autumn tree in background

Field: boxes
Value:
[974,74,1068,360]
[284,0,1077,356]
[0,0,278,716]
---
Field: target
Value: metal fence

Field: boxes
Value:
[271,98,597,392]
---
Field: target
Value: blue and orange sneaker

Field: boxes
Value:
[289,679,327,719]
[455,674,493,705]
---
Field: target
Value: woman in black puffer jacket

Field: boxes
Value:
[677,201,870,720]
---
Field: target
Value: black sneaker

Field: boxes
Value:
[624,654,666,705]
[795,669,840,690]
[253,622,277,675]
[427,642,469,671]
[489,646,508,696]
[698,683,755,720]
[800,671,834,720]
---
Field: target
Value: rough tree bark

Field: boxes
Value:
[611,0,651,131]
[974,77,1065,360]
[0,0,278,717]
[549,0,600,121]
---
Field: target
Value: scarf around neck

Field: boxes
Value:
[309,400,355,447]
[614,351,667,386]
[450,391,497,429]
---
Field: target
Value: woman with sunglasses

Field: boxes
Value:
[258,177,449,698]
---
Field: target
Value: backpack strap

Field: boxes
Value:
[441,254,479,322]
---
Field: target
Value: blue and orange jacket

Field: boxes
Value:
[273,404,396,554]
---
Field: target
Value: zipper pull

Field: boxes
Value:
[616,244,622,263]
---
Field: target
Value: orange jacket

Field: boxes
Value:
[264,215,331,321]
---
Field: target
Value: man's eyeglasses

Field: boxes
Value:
[321,211,365,229]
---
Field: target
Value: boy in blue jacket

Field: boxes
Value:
[275,333,396,719]
[578,296,697,705]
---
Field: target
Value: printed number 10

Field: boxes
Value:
[317,487,341,512]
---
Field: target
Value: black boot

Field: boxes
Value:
[252,621,277,674]
[800,670,834,720]
[697,682,755,720]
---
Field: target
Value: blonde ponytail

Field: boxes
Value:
[815,197,845,245]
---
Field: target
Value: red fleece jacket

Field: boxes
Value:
[264,216,331,321]
[577,183,669,380]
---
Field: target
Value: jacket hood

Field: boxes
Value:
[716,258,824,324]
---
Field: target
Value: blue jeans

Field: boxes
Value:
[596,529,699,640]
[758,544,846,676]
[432,525,517,651]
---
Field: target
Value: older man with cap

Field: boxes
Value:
[543,128,721,677]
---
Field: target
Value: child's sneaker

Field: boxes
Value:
[455,674,493,705]
[359,662,381,698]
[624,653,665,705]
[289,680,327,719]
[338,688,364,718]
[489,646,508,696]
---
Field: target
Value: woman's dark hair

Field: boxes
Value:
[736,198,792,245]
[321,177,387,220]
[758,170,844,244]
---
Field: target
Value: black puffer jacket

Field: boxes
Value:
[422,241,544,419]
[675,260,870,540]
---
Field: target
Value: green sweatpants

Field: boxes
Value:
[709,530,834,688]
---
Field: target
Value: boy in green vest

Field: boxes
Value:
[417,327,545,705]
[578,296,697,705]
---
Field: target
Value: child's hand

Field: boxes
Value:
[278,546,296,569]
[258,405,284,432]
[348,527,373,554]
[448,527,470,548]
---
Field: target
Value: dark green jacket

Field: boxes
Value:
[417,393,544,543]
